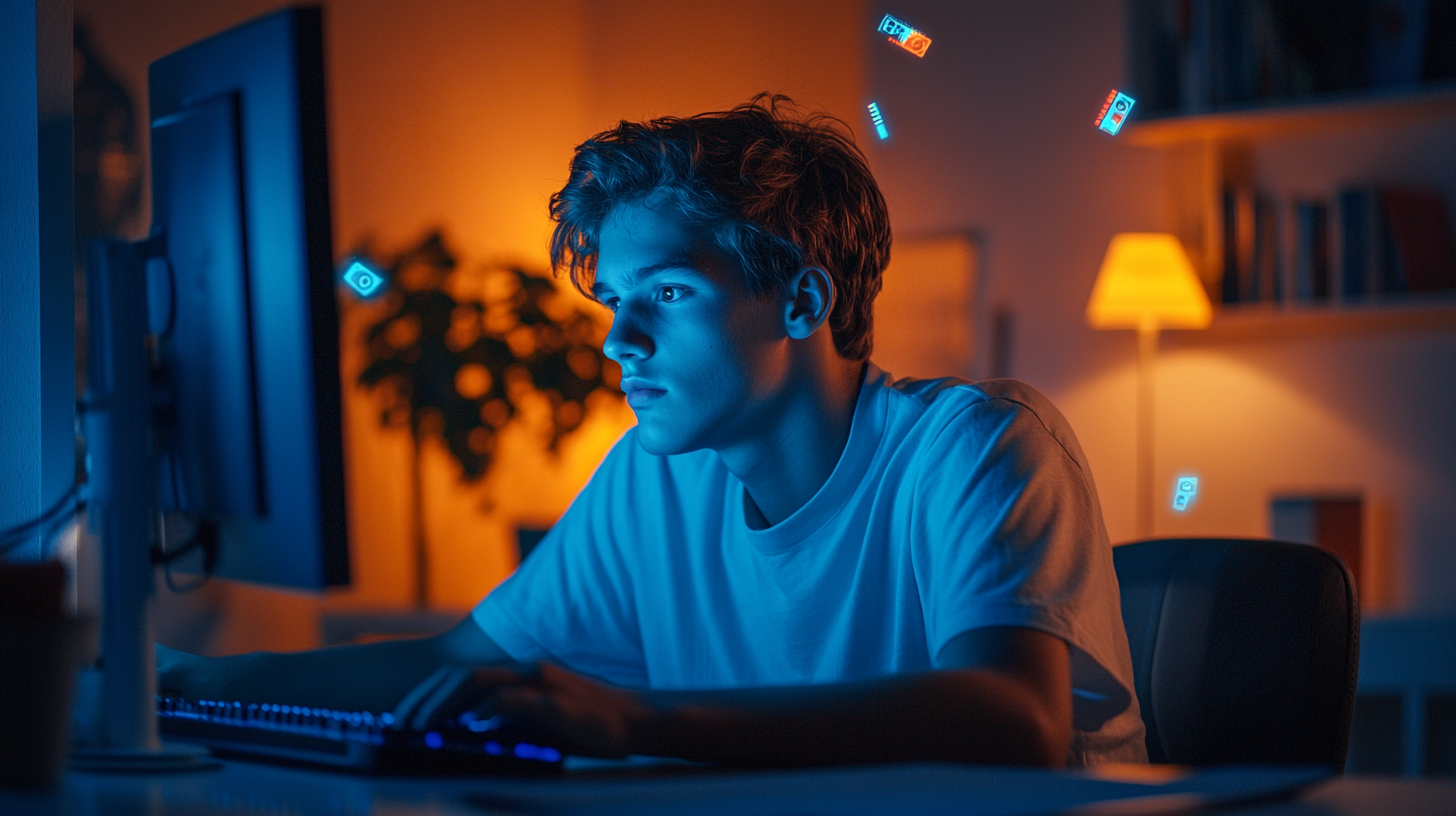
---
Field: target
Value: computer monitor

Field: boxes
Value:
[76,6,347,769]
[147,6,347,588]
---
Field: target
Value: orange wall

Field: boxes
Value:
[84,0,1456,649]
[78,0,867,653]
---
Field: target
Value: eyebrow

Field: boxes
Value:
[591,257,699,299]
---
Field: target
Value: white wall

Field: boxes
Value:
[867,0,1456,613]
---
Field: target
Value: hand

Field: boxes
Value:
[398,662,656,759]
[155,642,219,699]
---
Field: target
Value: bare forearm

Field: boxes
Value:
[632,670,1067,768]
[208,639,444,712]
[158,617,510,715]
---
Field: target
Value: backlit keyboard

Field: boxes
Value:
[156,695,563,775]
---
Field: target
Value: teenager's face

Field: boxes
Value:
[595,201,786,456]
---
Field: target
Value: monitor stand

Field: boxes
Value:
[70,236,214,772]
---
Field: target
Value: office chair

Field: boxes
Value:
[1112,538,1359,770]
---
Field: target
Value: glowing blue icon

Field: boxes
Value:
[878,14,931,57]
[1172,476,1198,511]
[341,258,385,298]
[1095,90,1136,135]
[867,103,889,140]
[423,731,444,749]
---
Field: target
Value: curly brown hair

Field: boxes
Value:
[548,94,891,362]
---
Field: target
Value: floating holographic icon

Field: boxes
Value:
[1172,476,1198,511]
[1095,90,1136,135]
[341,258,386,298]
[867,102,889,139]
[878,14,932,57]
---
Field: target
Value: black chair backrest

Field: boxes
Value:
[1112,538,1359,770]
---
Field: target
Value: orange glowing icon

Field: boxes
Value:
[897,31,932,57]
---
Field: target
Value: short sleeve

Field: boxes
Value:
[909,395,1133,731]
[471,431,648,687]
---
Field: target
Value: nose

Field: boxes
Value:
[601,305,654,364]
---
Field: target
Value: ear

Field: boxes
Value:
[782,266,836,341]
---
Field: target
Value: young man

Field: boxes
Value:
[158,95,1146,768]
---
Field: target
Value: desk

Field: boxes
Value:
[2,760,1453,816]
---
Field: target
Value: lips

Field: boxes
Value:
[620,377,665,409]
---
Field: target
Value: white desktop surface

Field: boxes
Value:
[2,758,1452,816]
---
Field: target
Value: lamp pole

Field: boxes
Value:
[1136,321,1158,539]
[1086,233,1211,539]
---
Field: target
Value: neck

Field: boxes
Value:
[720,352,866,529]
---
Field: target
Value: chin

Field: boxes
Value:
[634,421,701,457]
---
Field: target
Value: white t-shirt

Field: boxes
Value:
[473,363,1148,766]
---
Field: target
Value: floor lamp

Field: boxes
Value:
[1085,234,1211,539]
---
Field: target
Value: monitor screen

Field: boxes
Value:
[147,6,347,589]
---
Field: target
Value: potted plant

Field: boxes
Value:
[353,230,618,607]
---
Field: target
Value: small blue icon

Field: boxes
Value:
[1172,476,1198,511]
[341,258,386,298]
[877,14,931,56]
[1095,90,1136,135]
[423,731,444,749]
[867,102,889,139]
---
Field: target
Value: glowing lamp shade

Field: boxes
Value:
[1086,233,1211,331]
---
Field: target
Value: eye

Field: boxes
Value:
[603,297,619,313]
[658,286,685,302]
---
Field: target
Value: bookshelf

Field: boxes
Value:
[1123,82,1456,147]
[1166,297,1456,344]
[1122,0,1456,338]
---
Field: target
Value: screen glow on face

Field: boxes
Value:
[1095,90,1136,135]
[878,14,932,57]
[1172,476,1199,511]
[867,103,889,139]
[341,259,386,298]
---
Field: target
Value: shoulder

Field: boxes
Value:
[878,374,1091,484]
[882,374,1072,443]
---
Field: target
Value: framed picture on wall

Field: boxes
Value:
[873,232,981,381]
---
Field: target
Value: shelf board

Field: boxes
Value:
[1164,298,1456,344]
[1122,83,1456,146]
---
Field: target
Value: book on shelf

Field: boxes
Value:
[1367,0,1429,88]
[1338,188,1382,300]
[1338,186,1456,301]
[1126,0,1456,116]
[1255,194,1281,302]
[1221,185,1281,304]
[1382,188,1456,293]
[1293,201,1330,303]
[1222,186,1253,303]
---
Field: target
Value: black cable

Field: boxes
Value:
[153,518,219,593]
[0,481,85,556]
[38,498,87,560]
